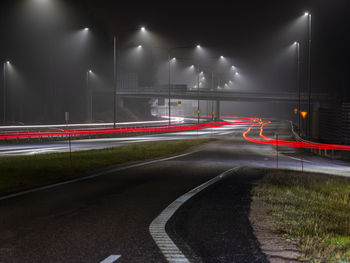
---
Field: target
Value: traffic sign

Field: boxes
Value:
[300,111,308,119]
[294,108,298,115]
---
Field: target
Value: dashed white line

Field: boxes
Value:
[149,167,239,263]
[100,255,121,263]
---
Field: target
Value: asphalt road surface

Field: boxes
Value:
[0,124,240,157]
[0,121,349,262]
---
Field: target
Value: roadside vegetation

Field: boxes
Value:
[253,170,350,262]
[0,139,211,196]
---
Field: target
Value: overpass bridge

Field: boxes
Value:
[118,88,332,104]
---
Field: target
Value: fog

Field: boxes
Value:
[0,1,347,124]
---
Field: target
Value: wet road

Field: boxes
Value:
[0,121,349,262]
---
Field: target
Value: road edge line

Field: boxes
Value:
[149,166,240,263]
[0,151,197,202]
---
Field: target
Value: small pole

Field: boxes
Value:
[301,140,304,172]
[276,133,278,170]
[65,112,72,170]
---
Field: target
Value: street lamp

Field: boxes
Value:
[2,61,10,123]
[113,26,145,128]
[306,12,312,139]
[294,41,301,135]
[165,46,198,126]
[87,70,93,121]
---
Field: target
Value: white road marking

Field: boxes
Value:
[0,151,196,201]
[149,167,239,263]
[285,155,314,163]
[100,255,121,263]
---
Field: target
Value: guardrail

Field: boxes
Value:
[290,121,335,159]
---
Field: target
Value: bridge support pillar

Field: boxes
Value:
[215,100,220,120]
[118,97,124,108]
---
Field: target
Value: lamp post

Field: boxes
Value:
[197,66,200,124]
[145,45,198,126]
[113,36,117,128]
[294,42,301,135]
[3,61,9,123]
[87,70,92,121]
[168,55,173,126]
[113,26,145,128]
[305,12,312,138]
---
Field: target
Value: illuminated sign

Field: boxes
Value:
[300,111,308,119]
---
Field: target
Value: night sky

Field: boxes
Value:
[0,0,349,122]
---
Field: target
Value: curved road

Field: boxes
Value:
[0,121,349,262]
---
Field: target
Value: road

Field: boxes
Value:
[0,121,349,262]
[0,123,240,156]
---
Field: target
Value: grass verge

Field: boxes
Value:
[252,170,350,262]
[0,139,211,196]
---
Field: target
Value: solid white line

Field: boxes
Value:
[0,151,196,201]
[286,155,314,163]
[100,255,121,263]
[149,167,239,263]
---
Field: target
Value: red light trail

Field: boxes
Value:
[1,117,350,151]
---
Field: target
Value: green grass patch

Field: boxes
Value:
[253,170,350,262]
[0,139,211,196]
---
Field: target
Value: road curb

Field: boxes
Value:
[149,166,241,263]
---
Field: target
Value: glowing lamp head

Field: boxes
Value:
[138,45,142,48]
[196,45,201,48]
[304,12,309,16]
[6,61,10,65]
[88,70,92,73]
[171,57,176,61]
[220,56,224,59]
[141,27,146,31]
[235,72,239,76]
[84,27,89,31]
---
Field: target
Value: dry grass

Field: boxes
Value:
[253,170,350,262]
